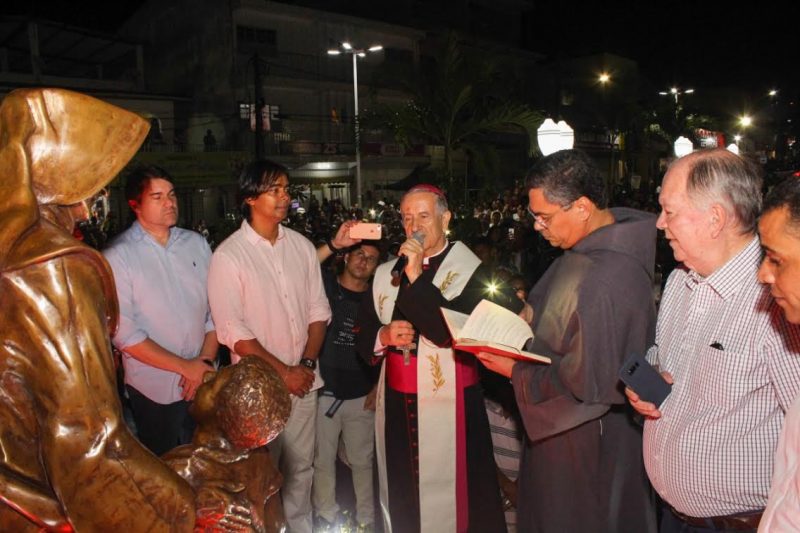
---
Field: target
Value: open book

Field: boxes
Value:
[441,299,551,364]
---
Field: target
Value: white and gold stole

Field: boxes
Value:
[371,241,481,533]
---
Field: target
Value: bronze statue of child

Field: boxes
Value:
[163,356,291,533]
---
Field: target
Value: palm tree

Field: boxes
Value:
[369,33,543,190]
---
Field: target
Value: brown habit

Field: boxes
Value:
[511,207,658,533]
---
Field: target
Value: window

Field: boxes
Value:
[383,47,413,66]
[236,26,277,55]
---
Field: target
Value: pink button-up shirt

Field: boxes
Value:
[208,221,331,389]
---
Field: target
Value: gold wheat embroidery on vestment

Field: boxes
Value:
[427,354,446,393]
[378,294,388,318]
[439,271,458,293]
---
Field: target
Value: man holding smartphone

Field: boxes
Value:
[627,149,800,532]
[312,238,383,531]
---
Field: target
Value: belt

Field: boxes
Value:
[669,506,762,531]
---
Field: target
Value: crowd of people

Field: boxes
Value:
[89,146,800,533]
[10,87,800,533]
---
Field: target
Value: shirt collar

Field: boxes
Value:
[129,220,146,241]
[685,236,760,300]
[423,240,449,265]
[242,219,285,246]
[130,220,177,247]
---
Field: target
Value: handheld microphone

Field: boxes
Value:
[391,230,425,284]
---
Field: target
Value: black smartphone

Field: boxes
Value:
[618,353,672,408]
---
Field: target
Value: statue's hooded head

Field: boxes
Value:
[0,88,149,262]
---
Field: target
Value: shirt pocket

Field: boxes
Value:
[695,344,762,408]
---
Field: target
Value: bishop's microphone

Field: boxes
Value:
[391,230,425,285]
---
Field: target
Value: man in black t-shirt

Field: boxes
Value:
[312,241,382,531]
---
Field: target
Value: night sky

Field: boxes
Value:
[6,0,799,93]
[6,0,141,31]
[531,1,800,92]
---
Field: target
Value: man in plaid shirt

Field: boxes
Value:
[627,149,800,533]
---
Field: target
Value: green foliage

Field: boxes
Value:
[367,33,542,185]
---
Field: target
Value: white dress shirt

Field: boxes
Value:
[208,220,331,389]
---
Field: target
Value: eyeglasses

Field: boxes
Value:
[527,201,574,229]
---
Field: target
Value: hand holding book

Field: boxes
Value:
[441,300,551,365]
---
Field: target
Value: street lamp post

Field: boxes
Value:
[659,86,694,105]
[735,115,753,155]
[596,72,616,186]
[659,87,694,128]
[327,42,382,208]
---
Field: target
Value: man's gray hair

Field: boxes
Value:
[402,186,449,215]
[674,148,762,234]
[525,149,608,208]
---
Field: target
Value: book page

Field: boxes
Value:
[460,299,532,349]
[441,307,469,339]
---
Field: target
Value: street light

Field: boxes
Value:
[537,118,574,156]
[769,89,778,97]
[659,86,694,104]
[327,41,383,207]
[598,72,611,85]
[739,114,753,128]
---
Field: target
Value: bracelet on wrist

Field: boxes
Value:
[326,237,343,254]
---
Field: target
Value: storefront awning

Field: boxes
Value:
[288,161,354,184]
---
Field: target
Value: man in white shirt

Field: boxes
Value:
[207,159,331,533]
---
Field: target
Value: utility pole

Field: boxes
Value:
[253,52,264,159]
[351,52,362,208]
